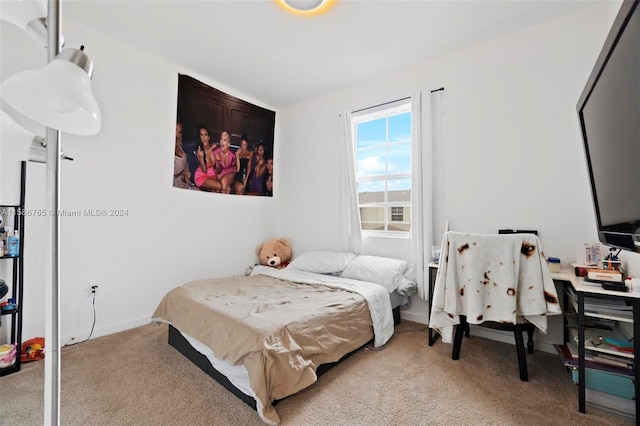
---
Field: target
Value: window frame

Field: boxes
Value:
[351,98,411,238]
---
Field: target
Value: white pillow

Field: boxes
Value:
[288,251,356,274]
[341,255,411,292]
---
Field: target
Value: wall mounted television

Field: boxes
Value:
[578,0,640,253]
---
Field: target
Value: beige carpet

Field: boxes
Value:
[0,320,632,426]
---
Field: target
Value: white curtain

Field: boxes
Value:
[411,91,429,300]
[412,89,444,300]
[431,90,445,249]
[339,110,363,254]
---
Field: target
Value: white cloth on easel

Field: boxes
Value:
[429,231,562,343]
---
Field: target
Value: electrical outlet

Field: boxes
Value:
[90,285,98,296]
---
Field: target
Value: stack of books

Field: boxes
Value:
[583,297,633,320]
[555,342,634,371]
[558,311,634,385]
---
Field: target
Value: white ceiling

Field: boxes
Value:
[63,0,602,109]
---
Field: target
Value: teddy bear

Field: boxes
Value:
[256,238,292,268]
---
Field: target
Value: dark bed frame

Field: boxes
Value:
[167,306,401,410]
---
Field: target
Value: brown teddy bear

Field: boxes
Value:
[256,238,292,268]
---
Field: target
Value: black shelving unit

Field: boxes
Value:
[553,271,638,418]
[0,161,26,376]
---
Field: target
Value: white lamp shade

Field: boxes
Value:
[0,0,48,46]
[1,54,102,136]
[1,109,70,164]
[1,108,35,145]
[1,108,42,162]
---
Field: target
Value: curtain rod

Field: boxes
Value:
[342,88,445,117]
[351,88,445,114]
[351,96,410,114]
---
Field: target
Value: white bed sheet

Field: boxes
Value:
[180,329,254,398]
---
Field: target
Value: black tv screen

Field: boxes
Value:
[578,0,640,252]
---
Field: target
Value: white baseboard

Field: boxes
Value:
[466,325,557,354]
[400,311,428,324]
[400,311,557,355]
[62,316,150,346]
[64,314,557,356]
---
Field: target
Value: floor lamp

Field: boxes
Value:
[1,110,46,164]
[1,1,101,424]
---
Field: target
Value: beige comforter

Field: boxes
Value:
[152,274,374,425]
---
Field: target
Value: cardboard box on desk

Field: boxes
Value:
[588,269,623,283]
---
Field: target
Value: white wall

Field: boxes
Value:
[2,1,636,354]
[1,19,278,344]
[274,2,629,350]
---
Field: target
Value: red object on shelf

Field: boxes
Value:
[20,337,45,362]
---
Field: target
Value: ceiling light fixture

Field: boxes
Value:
[286,0,323,10]
[275,0,336,16]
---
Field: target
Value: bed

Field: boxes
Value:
[152,251,416,425]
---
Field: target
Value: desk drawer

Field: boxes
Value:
[571,368,635,400]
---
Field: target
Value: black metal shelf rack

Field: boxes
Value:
[0,161,26,376]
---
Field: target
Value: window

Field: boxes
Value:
[352,99,411,234]
[390,206,404,222]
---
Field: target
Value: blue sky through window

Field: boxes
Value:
[356,112,411,189]
[388,113,411,141]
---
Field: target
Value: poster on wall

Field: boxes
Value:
[173,74,276,196]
